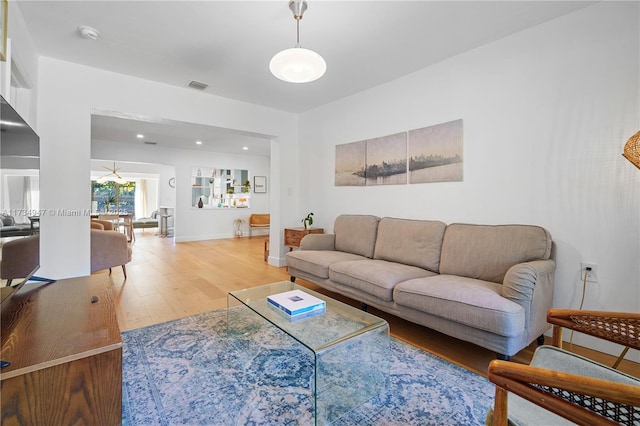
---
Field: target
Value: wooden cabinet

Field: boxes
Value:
[284,227,324,250]
[1,275,122,425]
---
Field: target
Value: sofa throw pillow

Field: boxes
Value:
[1,215,15,226]
[334,215,380,258]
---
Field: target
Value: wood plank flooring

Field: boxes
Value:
[106,232,638,377]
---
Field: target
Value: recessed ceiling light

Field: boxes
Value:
[243,146,248,150]
[137,134,144,139]
[196,140,203,145]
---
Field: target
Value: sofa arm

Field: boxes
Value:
[503,259,556,337]
[300,233,336,251]
[503,260,555,300]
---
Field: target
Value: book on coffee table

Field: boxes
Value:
[267,289,326,319]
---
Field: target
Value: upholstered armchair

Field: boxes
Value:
[487,309,640,425]
[0,234,39,285]
[90,228,131,278]
[91,219,115,230]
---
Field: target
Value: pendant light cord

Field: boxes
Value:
[568,269,589,350]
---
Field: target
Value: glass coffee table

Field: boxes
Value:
[228,281,389,425]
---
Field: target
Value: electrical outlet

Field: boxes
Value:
[580,262,598,283]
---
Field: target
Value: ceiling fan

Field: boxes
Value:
[96,162,128,184]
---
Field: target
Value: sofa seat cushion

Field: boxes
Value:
[394,275,525,337]
[286,250,366,279]
[329,259,436,302]
[133,218,158,228]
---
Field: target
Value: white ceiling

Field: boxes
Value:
[17,1,595,153]
[91,112,272,156]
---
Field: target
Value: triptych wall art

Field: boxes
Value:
[335,119,463,186]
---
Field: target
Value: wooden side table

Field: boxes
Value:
[284,227,324,250]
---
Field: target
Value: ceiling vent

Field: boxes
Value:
[188,81,208,91]
[144,141,157,145]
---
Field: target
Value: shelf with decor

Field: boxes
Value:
[191,167,251,209]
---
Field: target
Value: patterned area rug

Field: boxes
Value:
[122,308,495,425]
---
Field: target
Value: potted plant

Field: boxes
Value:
[242,180,251,193]
[302,212,314,229]
[233,218,245,238]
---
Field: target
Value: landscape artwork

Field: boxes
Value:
[365,132,407,186]
[408,119,463,184]
[335,140,366,186]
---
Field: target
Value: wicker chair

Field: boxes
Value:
[487,309,640,425]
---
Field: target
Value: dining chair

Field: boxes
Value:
[487,309,640,425]
[117,214,135,243]
[98,214,120,231]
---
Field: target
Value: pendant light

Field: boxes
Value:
[622,130,640,169]
[270,0,326,83]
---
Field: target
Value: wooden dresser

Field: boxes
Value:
[284,227,324,250]
[1,275,122,425]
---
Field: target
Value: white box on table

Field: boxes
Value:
[267,289,326,319]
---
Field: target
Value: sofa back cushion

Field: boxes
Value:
[374,217,446,272]
[439,223,552,284]
[334,215,380,258]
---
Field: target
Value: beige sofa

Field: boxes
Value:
[285,215,555,359]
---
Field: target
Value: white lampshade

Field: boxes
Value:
[269,47,326,83]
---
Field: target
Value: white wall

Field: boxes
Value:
[299,2,639,357]
[37,57,298,278]
[92,139,270,240]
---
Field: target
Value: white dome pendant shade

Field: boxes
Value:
[269,47,326,83]
[270,0,326,84]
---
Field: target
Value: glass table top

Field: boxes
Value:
[228,281,388,353]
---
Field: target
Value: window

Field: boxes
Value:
[92,181,136,215]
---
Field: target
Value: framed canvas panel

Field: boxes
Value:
[254,176,266,193]
[365,132,407,186]
[335,140,366,186]
[408,119,463,184]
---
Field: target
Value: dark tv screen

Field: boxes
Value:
[0,95,41,304]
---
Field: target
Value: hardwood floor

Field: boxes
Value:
[106,232,639,377]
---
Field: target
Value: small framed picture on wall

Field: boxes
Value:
[254,176,267,193]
